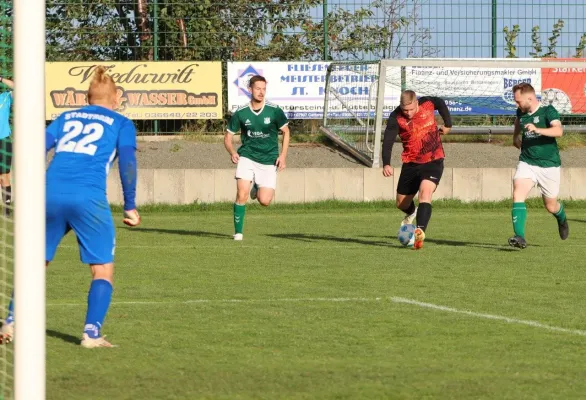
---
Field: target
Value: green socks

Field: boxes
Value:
[512,202,527,238]
[234,203,246,234]
[553,202,567,223]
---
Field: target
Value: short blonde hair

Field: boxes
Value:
[87,66,117,105]
[400,90,417,106]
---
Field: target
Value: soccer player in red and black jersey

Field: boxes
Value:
[382,90,452,249]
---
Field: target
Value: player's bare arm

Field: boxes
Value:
[224,132,239,164]
[382,111,399,177]
[0,76,14,90]
[275,125,290,171]
[524,120,563,138]
[513,117,522,149]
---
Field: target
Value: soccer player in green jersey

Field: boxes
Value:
[508,82,569,249]
[224,75,290,240]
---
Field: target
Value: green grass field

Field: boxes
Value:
[14,202,586,399]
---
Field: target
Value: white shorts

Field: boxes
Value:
[235,156,277,190]
[513,161,560,198]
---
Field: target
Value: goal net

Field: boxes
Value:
[0,0,13,397]
[321,58,586,168]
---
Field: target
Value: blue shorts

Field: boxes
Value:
[46,193,115,264]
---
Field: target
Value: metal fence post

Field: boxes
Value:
[153,0,159,135]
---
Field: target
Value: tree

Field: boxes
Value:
[43,0,435,63]
[0,0,12,76]
[303,0,437,60]
[45,0,131,61]
[505,19,585,59]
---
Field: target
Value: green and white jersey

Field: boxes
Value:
[227,102,289,165]
[517,104,562,168]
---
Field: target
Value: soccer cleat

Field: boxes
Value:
[123,209,141,227]
[0,321,14,345]
[413,228,425,250]
[508,235,527,249]
[250,182,258,200]
[81,333,115,348]
[401,207,417,227]
[558,219,569,240]
[233,233,243,241]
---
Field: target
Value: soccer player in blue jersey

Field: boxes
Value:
[0,66,140,348]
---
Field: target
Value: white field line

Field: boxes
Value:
[46,296,586,337]
[390,297,586,337]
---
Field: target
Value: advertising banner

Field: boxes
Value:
[404,59,542,115]
[227,61,402,119]
[540,58,586,114]
[45,61,223,120]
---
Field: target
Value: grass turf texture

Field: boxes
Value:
[23,202,586,398]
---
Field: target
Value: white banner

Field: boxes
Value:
[228,59,549,118]
[403,58,542,115]
[227,61,403,119]
[228,61,332,119]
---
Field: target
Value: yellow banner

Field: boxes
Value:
[45,61,223,120]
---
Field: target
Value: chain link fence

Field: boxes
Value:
[1,0,585,135]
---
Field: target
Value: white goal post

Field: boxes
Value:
[13,0,46,398]
[321,58,586,168]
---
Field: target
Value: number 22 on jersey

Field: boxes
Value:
[56,120,104,156]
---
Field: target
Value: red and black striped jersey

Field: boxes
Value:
[382,96,452,165]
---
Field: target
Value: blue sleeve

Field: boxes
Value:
[45,118,60,152]
[117,119,138,211]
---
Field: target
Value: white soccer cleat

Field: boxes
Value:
[233,233,243,241]
[81,333,115,348]
[401,207,418,227]
[0,321,14,344]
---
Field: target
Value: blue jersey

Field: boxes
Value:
[0,91,12,139]
[46,105,138,210]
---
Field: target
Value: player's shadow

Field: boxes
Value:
[569,218,586,224]
[358,235,523,251]
[123,227,231,239]
[267,233,394,247]
[425,238,522,252]
[46,329,80,345]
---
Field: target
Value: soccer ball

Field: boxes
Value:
[397,224,416,247]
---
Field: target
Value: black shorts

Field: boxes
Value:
[0,137,12,174]
[396,158,444,196]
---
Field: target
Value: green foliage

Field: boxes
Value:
[506,19,586,59]
[503,24,520,58]
[315,0,437,60]
[543,19,565,58]
[575,33,586,58]
[46,0,130,61]
[529,26,542,58]
[0,0,12,77]
[43,0,437,63]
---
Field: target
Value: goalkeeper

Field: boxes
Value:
[1,66,140,348]
[381,90,452,250]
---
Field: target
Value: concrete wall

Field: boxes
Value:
[106,168,586,205]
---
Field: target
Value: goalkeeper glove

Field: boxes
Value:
[123,209,141,227]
